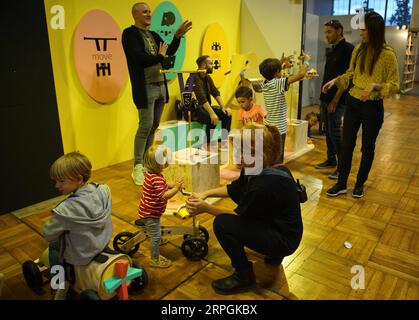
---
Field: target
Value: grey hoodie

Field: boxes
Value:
[43,183,113,266]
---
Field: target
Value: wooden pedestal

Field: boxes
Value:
[163,147,220,193]
[285,119,308,153]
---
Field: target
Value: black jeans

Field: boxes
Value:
[213,214,295,271]
[280,133,286,164]
[193,106,232,145]
[338,96,384,187]
[321,100,345,164]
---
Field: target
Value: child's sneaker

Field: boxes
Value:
[132,164,145,186]
[150,256,172,268]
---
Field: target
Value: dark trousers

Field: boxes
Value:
[280,133,286,164]
[194,106,232,145]
[213,214,294,271]
[321,100,345,164]
[338,96,384,187]
[49,241,62,267]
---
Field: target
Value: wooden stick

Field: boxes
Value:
[160,70,207,74]
[188,111,192,150]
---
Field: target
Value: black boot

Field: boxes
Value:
[211,265,256,295]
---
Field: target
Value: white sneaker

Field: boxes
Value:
[132,164,145,186]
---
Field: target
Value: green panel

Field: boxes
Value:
[150,1,186,81]
[159,121,222,151]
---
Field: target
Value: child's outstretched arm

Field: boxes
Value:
[288,63,308,85]
[162,178,184,201]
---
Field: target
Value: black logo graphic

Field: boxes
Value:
[161,11,175,26]
[84,37,117,51]
[84,37,117,77]
[211,42,221,51]
[213,60,221,70]
[96,63,111,76]
[159,30,173,37]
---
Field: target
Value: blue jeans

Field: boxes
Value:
[134,84,166,165]
[142,217,162,260]
[321,100,345,164]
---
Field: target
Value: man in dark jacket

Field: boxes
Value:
[315,19,354,180]
[192,55,232,148]
[122,2,192,185]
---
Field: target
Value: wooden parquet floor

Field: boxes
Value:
[1,95,418,300]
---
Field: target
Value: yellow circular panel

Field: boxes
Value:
[201,23,229,88]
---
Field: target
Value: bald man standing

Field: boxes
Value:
[122,2,192,185]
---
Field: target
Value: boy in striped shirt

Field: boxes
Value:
[139,145,184,268]
[245,55,308,163]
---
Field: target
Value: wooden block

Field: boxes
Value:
[163,148,220,193]
[114,260,128,278]
[285,119,308,152]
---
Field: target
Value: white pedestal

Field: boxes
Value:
[285,119,309,153]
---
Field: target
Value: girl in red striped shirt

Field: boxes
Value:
[139,145,184,268]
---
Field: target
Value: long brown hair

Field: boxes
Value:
[357,11,386,76]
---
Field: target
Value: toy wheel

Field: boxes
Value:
[79,289,100,300]
[22,260,43,291]
[130,264,148,292]
[113,232,139,255]
[183,226,209,243]
[181,237,208,261]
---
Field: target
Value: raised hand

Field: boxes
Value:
[159,41,168,56]
[281,53,294,69]
[175,20,193,37]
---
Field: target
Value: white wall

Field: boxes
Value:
[302,13,320,107]
[302,14,408,107]
[241,0,303,119]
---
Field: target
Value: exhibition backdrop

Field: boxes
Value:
[44,0,242,170]
[1,0,304,212]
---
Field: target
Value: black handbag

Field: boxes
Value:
[296,179,308,203]
[260,168,308,204]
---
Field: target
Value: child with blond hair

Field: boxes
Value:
[44,151,113,269]
[139,145,184,268]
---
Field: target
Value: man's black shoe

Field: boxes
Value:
[315,160,337,169]
[326,184,347,197]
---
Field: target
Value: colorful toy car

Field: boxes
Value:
[22,247,148,300]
